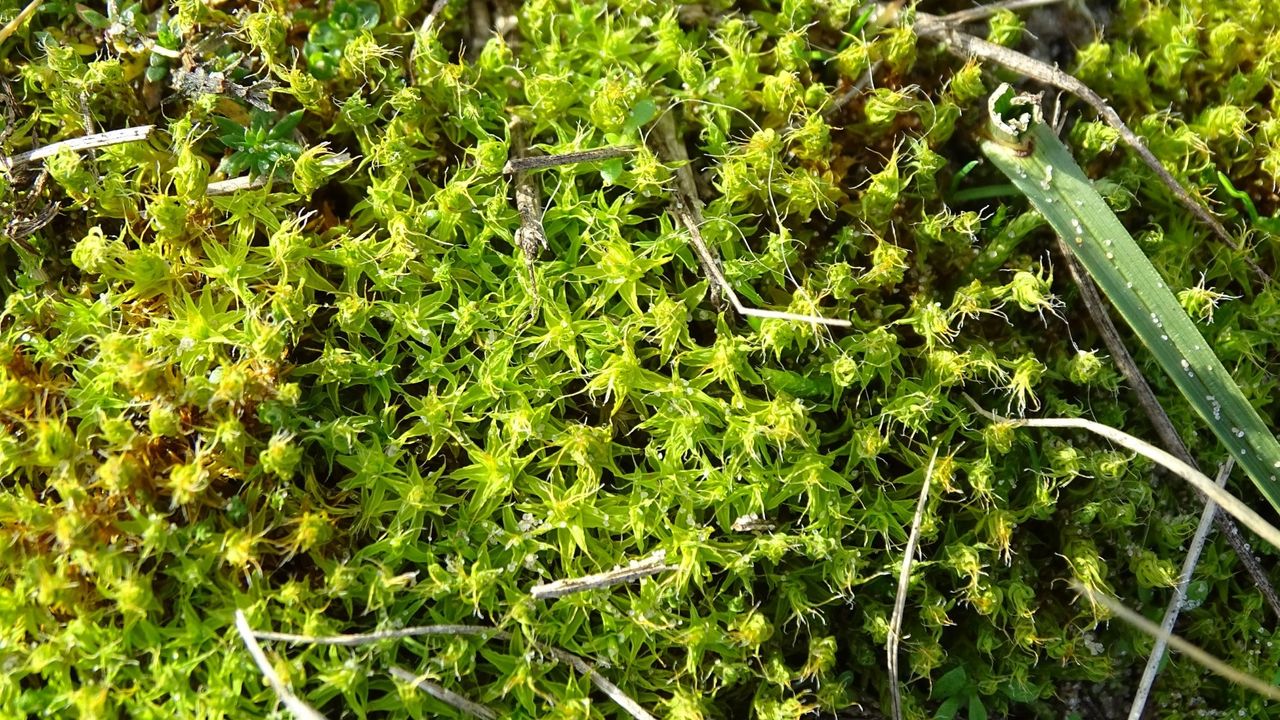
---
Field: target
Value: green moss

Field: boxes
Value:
[1,0,1279,717]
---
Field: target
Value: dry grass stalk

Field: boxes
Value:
[651,113,851,328]
[233,610,328,720]
[388,666,499,719]
[887,448,939,720]
[1126,459,1234,720]
[1073,582,1280,702]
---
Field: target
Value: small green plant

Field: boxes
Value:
[214,109,305,178]
[931,666,988,720]
[303,0,380,80]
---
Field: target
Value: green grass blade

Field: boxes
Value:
[979,84,1280,514]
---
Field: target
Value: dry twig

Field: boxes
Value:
[388,667,498,720]
[503,146,634,174]
[1073,582,1280,702]
[821,61,882,120]
[0,125,155,171]
[939,0,1067,25]
[417,0,452,37]
[887,448,939,720]
[207,174,270,195]
[233,610,328,720]
[966,397,1280,551]
[507,119,549,313]
[252,623,657,720]
[0,0,44,45]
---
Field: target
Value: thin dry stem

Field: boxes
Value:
[1072,582,1280,702]
[388,667,498,720]
[1056,239,1280,620]
[887,448,939,720]
[252,623,656,720]
[822,61,882,120]
[533,643,658,720]
[252,624,499,646]
[207,174,270,195]
[0,125,155,171]
[530,550,676,600]
[966,397,1280,551]
[912,11,1272,286]
[651,113,851,328]
[418,0,451,36]
[503,146,634,174]
[408,0,453,85]
[0,0,43,45]
[508,119,549,320]
[1127,459,1233,720]
[233,610,329,720]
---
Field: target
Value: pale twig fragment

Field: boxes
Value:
[206,151,353,196]
[252,623,657,720]
[418,0,452,37]
[171,66,274,112]
[966,397,1280,552]
[0,125,155,171]
[888,448,938,720]
[502,146,634,174]
[1072,582,1280,702]
[1127,459,1233,720]
[252,624,499,646]
[651,113,851,327]
[532,643,659,720]
[408,0,454,85]
[530,550,676,600]
[207,174,270,195]
[731,513,776,533]
[233,610,329,720]
[507,120,549,317]
[912,12,1272,285]
[388,667,498,720]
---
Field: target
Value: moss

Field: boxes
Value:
[1,0,1279,717]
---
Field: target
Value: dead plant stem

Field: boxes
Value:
[888,448,939,720]
[1127,459,1233,720]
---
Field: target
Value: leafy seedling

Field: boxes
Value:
[215,109,305,179]
[931,666,988,720]
[303,0,381,80]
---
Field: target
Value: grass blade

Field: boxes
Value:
[979,84,1280,513]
